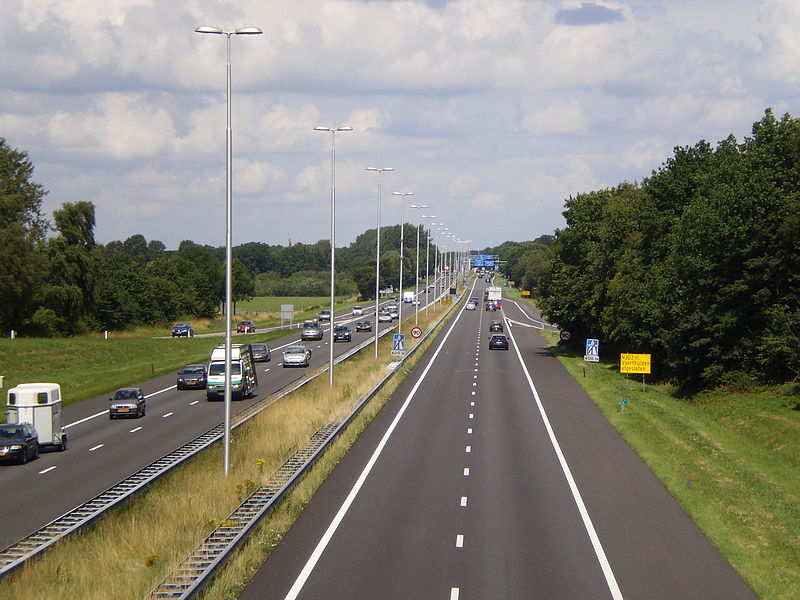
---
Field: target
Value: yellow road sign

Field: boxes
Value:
[620,353,651,374]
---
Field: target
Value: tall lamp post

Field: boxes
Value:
[366,166,393,358]
[392,191,414,334]
[315,125,353,387]
[194,24,262,477]
[421,215,437,317]
[410,204,428,324]
[437,226,449,303]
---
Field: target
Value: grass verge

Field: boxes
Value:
[532,318,799,598]
[0,301,456,600]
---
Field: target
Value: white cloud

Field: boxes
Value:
[523,100,590,135]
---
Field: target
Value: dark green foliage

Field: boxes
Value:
[537,109,800,394]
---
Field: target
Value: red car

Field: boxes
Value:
[236,320,256,333]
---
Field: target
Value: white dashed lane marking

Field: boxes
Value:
[89,444,104,452]
[460,497,468,507]
[162,412,174,418]
[39,466,57,475]
[455,534,464,548]
[129,427,142,433]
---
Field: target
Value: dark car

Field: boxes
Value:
[109,387,146,418]
[250,343,271,362]
[172,322,194,337]
[333,324,352,342]
[177,364,208,390]
[489,320,504,332]
[355,319,372,332]
[301,321,324,341]
[489,334,509,350]
[236,320,256,333]
[318,310,332,322]
[0,423,39,464]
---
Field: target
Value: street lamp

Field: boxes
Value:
[194,24,262,477]
[410,204,428,325]
[437,226,449,303]
[392,191,414,335]
[366,167,393,358]
[315,125,353,387]
[421,215,437,317]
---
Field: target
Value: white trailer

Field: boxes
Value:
[5,383,68,451]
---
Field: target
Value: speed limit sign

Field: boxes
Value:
[410,326,423,338]
[559,330,572,342]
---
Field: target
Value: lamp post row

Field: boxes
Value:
[195,25,469,475]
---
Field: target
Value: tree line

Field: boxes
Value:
[0,137,436,336]
[489,109,800,394]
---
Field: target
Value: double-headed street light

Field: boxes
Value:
[366,167,393,358]
[392,191,414,335]
[315,125,353,387]
[194,24,262,477]
[409,204,428,324]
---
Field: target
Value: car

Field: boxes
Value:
[387,305,399,319]
[250,343,271,362]
[333,324,352,342]
[378,311,393,323]
[283,344,311,367]
[171,322,194,337]
[485,301,497,311]
[489,320,504,332]
[470,297,479,303]
[301,321,324,341]
[352,305,364,316]
[177,364,208,390]
[489,334,509,350]
[109,387,146,418]
[0,423,39,464]
[355,319,373,332]
[318,310,332,322]
[236,320,256,333]
[465,301,477,310]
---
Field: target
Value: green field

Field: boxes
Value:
[505,287,799,599]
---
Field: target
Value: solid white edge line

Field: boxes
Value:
[505,320,624,600]
[282,280,476,600]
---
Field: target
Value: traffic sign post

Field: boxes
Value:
[618,397,629,412]
[584,338,599,363]
[391,333,406,357]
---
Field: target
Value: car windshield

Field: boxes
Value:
[174,323,189,328]
[491,335,506,341]
[335,325,348,332]
[303,322,318,328]
[208,363,242,376]
[285,346,305,354]
[0,426,22,438]
[181,366,205,374]
[114,389,139,400]
[251,344,267,351]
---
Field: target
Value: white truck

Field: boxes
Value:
[206,343,259,401]
[403,291,415,304]
[5,383,68,451]
[486,286,502,302]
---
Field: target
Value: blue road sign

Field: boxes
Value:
[584,338,600,362]
[392,333,406,356]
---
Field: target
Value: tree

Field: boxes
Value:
[0,138,48,332]
[232,257,255,313]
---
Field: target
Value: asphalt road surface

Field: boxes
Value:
[241,281,756,599]
[0,299,411,550]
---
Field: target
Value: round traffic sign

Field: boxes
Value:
[410,326,423,339]
[559,329,572,342]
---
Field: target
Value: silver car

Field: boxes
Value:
[283,345,312,368]
[109,387,146,419]
[301,321,323,341]
[352,305,364,316]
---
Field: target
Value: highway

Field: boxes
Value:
[240,279,756,599]
[0,293,428,551]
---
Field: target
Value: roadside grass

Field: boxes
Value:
[539,328,799,599]
[0,302,454,600]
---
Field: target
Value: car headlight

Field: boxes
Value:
[178,378,185,383]
[10,444,22,450]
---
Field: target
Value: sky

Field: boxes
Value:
[1,0,799,252]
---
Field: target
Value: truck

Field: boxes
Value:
[5,383,68,451]
[485,286,502,309]
[206,343,259,401]
[403,291,415,304]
